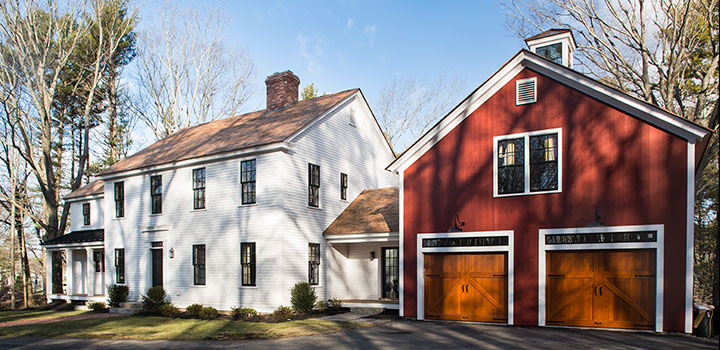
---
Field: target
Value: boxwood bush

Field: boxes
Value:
[185,303,203,317]
[231,306,258,320]
[141,286,169,314]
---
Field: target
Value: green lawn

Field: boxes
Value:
[0,312,370,340]
[0,310,86,324]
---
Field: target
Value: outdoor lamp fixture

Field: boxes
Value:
[448,215,466,232]
[169,247,174,259]
[587,207,605,227]
[370,251,376,261]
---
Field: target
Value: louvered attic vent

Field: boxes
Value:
[516,77,537,105]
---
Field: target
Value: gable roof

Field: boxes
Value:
[64,179,104,201]
[98,89,358,177]
[388,49,712,172]
[324,187,399,235]
[41,229,104,246]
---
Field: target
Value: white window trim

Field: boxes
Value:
[493,128,562,197]
[515,77,537,105]
[416,230,514,325]
[537,224,664,333]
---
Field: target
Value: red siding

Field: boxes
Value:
[402,68,689,331]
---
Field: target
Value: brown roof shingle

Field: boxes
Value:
[524,28,573,42]
[324,187,398,235]
[64,179,104,200]
[99,89,358,176]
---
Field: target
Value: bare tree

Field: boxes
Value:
[377,75,465,152]
[135,2,256,140]
[0,0,138,240]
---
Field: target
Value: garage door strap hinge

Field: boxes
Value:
[493,318,508,321]
[546,320,564,324]
[425,274,440,277]
[634,274,655,278]
[493,274,508,277]
[634,324,653,327]
[547,274,565,277]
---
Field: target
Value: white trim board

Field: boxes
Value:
[416,230,514,325]
[398,170,405,317]
[685,143,695,334]
[537,224,664,333]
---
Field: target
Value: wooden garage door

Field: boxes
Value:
[546,250,655,330]
[424,253,507,322]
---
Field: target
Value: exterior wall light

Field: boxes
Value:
[169,247,174,259]
[448,215,465,232]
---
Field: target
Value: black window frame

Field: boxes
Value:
[308,164,320,207]
[241,159,256,205]
[114,181,124,218]
[536,42,563,64]
[115,248,125,284]
[82,203,90,225]
[192,244,206,286]
[308,243,320,285]
[241,242,256,286]
[93,249,105,273]
[192,168,206,210]
[497,137,525,194]
[495,130,560,196]
[381,247,399,299]
[150,175,162,214]
[340,173,348,200]
[529,133,559,192]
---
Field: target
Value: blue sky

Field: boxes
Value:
[139,1,531,112]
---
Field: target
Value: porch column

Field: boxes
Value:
[64,248,73,296]
[45,249,52,300]
[86,248,95,296]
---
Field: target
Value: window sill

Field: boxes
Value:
[190,208,207,212]
[113,217,126,221]
[238,203,258,208]
[149,213,163,217]
[493,189,561,198]
[239,285,258,289]
[307,206,322,210]
[190,284,207,288]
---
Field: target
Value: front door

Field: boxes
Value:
[151,249,163,287]
[382,247,399,299]
[424,253,508,322]
[546,249,655,330]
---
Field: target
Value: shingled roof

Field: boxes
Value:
[524,28,573,42]
[41,229,104,246]
[98,89,358,176]
[324,187,399,235]
[64,179,104,200]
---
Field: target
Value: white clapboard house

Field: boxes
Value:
[41,71,401,312]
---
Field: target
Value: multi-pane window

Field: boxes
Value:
[192,168,206,209]
[241,243,256,286]
[114,182,124,218]
[241,160,256,205]
[382,247,399,299]
[115,249,125,284]
[150,175,162,214]
[308,243,320,285]
[93,250,105,273]
[193,245,206,285]
[497,138,525,194]
[495,130,560,196]
[82,203,90,225]
[340,173,348,200]
[308,164,320,207]
[536,43,563,64]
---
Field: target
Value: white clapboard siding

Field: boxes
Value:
[70,198,105,232]
[327,242,397,300]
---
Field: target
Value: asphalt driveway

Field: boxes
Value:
[0,319,717,349]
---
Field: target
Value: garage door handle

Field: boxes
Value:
[594,286,597,295]
[599,286,603,296]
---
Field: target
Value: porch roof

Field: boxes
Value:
[41,229,104,246]
[324,187,398,236]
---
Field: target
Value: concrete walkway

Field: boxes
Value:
[0,313,124,328]
[0,319,717,350]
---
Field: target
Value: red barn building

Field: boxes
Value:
[387,29,712,333]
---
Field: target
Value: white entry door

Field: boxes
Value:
[72,250,87,295]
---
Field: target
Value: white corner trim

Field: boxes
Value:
[398,170,405,317]
[538,224,664,332]
[685,143,695,334]
[416,230,514,324]
[493,128,562,197]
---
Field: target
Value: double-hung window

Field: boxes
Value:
[241,243,256,286]
[150,175,162,214]
[193,168,206,210]
[193,245,206,285]
[114,182,124,218]
[340,173,348,200]
[494,128,561,196]
[241,160,256,205]
[308,243,320,285]
[82,203,90,225]
[115,249,125,284]
[308,164,320,207]
[93,250,105,273]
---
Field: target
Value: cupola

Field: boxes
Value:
[525,29,576,69]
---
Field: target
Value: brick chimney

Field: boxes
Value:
[265,71,300,111]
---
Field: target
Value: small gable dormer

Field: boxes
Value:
[525,29,576,69]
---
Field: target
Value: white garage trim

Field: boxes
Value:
[416,230,514,324]
[685,142,695,334]
[538,224,664,332]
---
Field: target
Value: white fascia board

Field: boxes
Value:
[96,142,289,181]
[42,241,104,249]
[64,194,104,203]
[325,232,399,243]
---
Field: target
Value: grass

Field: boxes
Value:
[0,311,370,340]
[0,310,86,324]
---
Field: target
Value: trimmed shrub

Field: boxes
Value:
[199,306,219,320]
[107,284,129,307]
[160,304,180,317]
[185,303,204,317]
[87,301,107,312]
[141,286,169,314]
[290,281,317,313]
[273,305,294,320]
[314,301,328,312]
[327,298,342,310]
[231,306,258,320]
